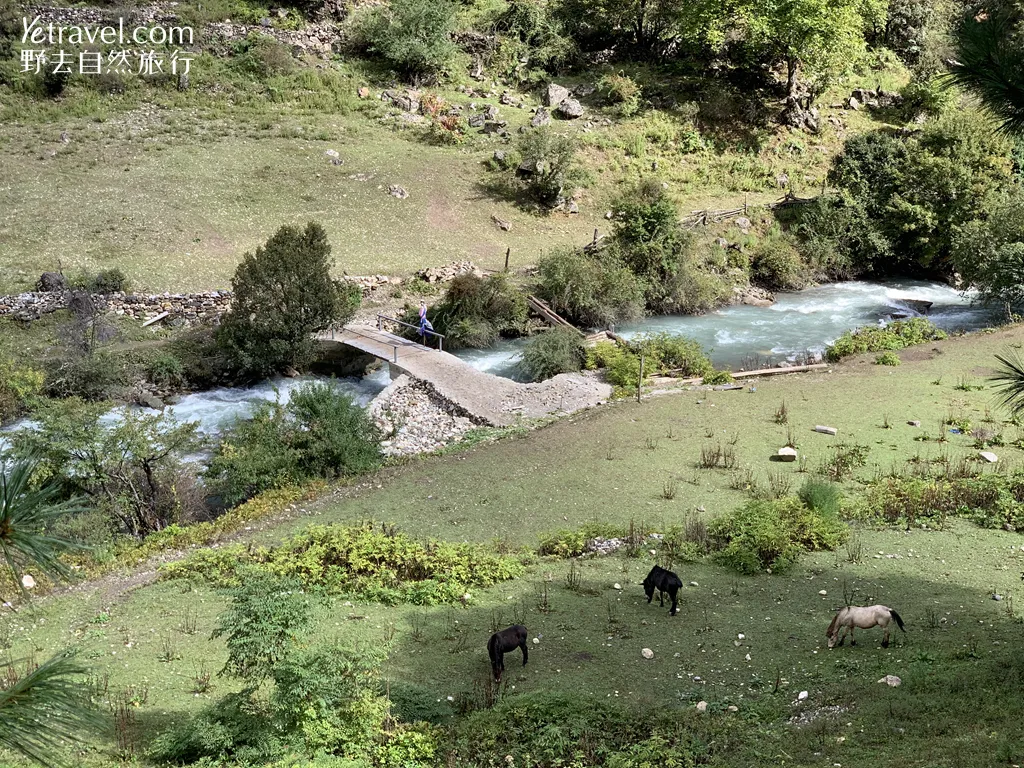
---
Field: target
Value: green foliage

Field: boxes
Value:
[217,221,361,378]
[796,113,1015,277]
[11,399,204,538]
[0,357,43,423]
[750,227,809,290]
[83,268,129,294]
[994,351,1024,418]
[490,0,575,81]
[212,570,313,686]
[598,73,642,116]
[536,248,646,328]
[358,0,460,83]
[537,522,625,557]
[858,473,1024,531]
[144,351,186,389]
[951,192,1024,306]
[43,351,122,401]
[517,326,587,381]
[510,126,585,206]
[702,369,735,385]
[419,273,528,350]
[206,382,381,507]
[708,496,848,574]
[797,477,843,518]
[825,318,947,362]
[875,350,901,366]
[586,341,649,392]
[161,522,526,604]
[233,33,295,78]
[631,332,714,378]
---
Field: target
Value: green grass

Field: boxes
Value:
[4,324,1024,766]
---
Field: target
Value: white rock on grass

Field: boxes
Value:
[814,425,838,436]
[877,675,902,687]
[979,451,999,463]
[696,700,708,712]
[777,446,798,461]
[641,648,654,659]
[798,690,809,700]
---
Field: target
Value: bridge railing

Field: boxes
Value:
[375,314,446,352]
[325,326,402,363]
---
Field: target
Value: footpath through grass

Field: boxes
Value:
[4,324,1024,767]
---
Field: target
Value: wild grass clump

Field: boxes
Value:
[537,522,626,557]
[875,351,901,366]
[159,522,526,605]
[517,326,587,382]
[797,477,843,518]
[707,497,848,574]
[825,318,947,362]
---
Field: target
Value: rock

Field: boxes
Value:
[21,574,35,589]
[491,215,512,232]
[531,107,551,127]
[994,593,1004,601]
[814,425,838,436]
[777,446,798,462]
[468,113,486,128]
[734,216,752,233]
[689,581,699,587]
[545,83,570,107]
[776,173,789,188]
[567,200,579,214]
[727,705,739,712]
[696,700,708,712]
[138,392,164,410]
[382,88,421,113]
[388,185,409,200]
[877,675,902,687]
[357,87,370,99]
[499,91,515,105]
[819,590,827,596]
[613,583,622,590]
[482,120,508,134]
[555,98,585,119]
[980,451,999,463]
[36,272,68,292]
[798,691,808,701]
[848,96,861,111]
[325,149,341,166]
[641,648,654,659]
[485,104,500,120]
[59,130,70,144]
[533,637,540,644]
[177,71,189,92]
[908,420,921,427]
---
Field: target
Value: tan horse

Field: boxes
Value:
[826,605,906,648]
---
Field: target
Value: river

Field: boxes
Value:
[0,279,1000,444]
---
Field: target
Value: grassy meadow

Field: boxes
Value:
[5,324,1024,767]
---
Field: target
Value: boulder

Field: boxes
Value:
[388,185,409,200]
[877,675,902,687]
[814,425,838,435]
[531,107,551,127]
[979,450,999,463]
[545,82,570,107]
[847,96,861,111]
[777,446,798,462]
[696,700,708,712]
[485,104,500,120]
[36,272,68,292]
[468,113,486,128]
[357,86,370,99]
[641,648,654,660]
[555,98,584,119]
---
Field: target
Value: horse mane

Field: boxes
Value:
[826,611,841,637]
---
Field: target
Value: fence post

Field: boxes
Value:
[504,247,510,272]
[637,353,644,403]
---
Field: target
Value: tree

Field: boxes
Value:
[0,456,101,767]
[949,1,1024,136]
[218,222,360,378]
[359,0,460,83]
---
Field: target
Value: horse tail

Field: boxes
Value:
[826,612,840,638]
[889,609,906,632]
[487,634,499,667]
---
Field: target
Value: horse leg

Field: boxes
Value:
[882,626,890,648]
[836,626,847,647]
[520,639,529,667]
[658,589,665,607]
[849,627,856,647]
[669,588,678,616]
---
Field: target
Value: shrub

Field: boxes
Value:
[709,497,847,574]
[510,126,585,206]
[206,382,381,506]
[234,34,294,78]
[518,326,587,381]
[598,72,641,116]
[875,351,901,366]
[825,318,947,362]
[537,249,645,328]
[631,333,713,378]
[169,326,234,388]
[702,369,734,385]
[950,192,1024,306]
[858,473,1024,531]
[0,358,43,423]
[90,268,129,294]
[160,522,526,604]
[144,351,186,388]
[357,0,459,83]
[537,522,625,557]
[798,477,843,518]
[750,228,809,290]
[418,273,528,350]
[217,222,361,378]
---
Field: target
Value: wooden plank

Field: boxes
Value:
[732,363,828,378]
[141,311,170,327]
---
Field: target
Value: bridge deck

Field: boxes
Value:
[318,326,524,426]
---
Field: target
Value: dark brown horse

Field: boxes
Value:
[488,624,528,682]
[643,565,682,616]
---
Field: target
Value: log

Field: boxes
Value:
[731,363,828,379]
[141,311,170,327]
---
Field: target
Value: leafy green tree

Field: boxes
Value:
[212,570,313,689]
[537,248,646,327]
[359,0,459,83]
[218,222,360,378]
[949,1,1024,136]
[0,456,100,767]
[510,126,585,207]
[552,0,727,54]
[951,192,1024,305]
[12,399,203,538]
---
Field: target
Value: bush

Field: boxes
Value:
[357,0,460,83]
[537,522,625,557]
[90,268,129,294]
[169,326,234,388]
[160,522,526,604]
[217,222,361,378]
[702,369,734,385]
[825,318,947,362]
[517,326,587,381]
[950,192,1024,306]
[206,382,381,507]
[631,332,713,378]
[709,497,847,574]
[0,357,43,423]
[537,249,645,328]
[510,126,585,206]
[144,351,186,388]
[750,228,809,290]
[234,34,294,78]
[798,478,843,518]
[875,350,901,366]
[598,72,642,116]
[418,273,528,350]
[43,350,122,401]
[858,473,1024,531]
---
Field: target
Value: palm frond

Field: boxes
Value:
[0,456,89,592]
[991,351,1024,416]
[948,4,1024,136]
[0,653,103,767]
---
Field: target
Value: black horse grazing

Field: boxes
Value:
[643,565,683,616]
[487,624,528,682]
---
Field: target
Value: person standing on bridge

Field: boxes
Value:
[418,300,435,345]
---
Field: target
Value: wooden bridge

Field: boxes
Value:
[316,321,608,427]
